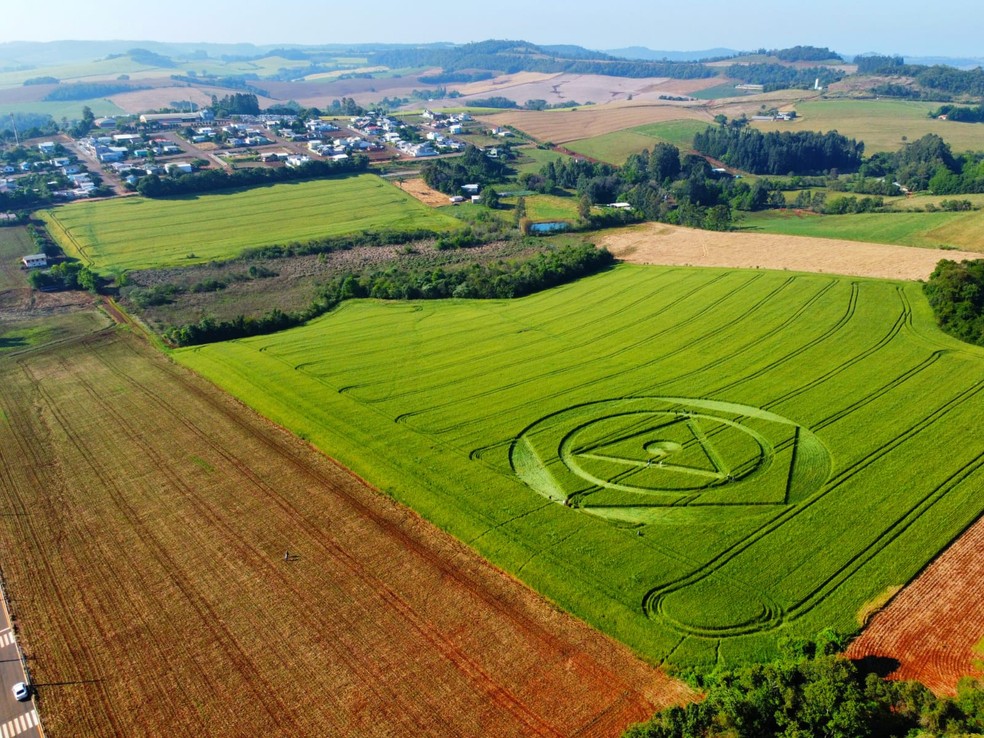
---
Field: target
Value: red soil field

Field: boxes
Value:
[846,515,984,695]
[0,330,692,737]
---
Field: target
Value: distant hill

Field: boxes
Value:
[0,40,455,69]
[370,39,718,80]
[906,55,984,70]
[605,47,741,62]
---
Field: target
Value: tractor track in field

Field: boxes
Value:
[83,348,566,737]
[0,331,691,736]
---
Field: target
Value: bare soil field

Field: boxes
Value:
[449,73,724,108]
[261,76,431,109]
[479,102,713,143]
[0,83,54,104]
[399,177,452,206]
[453,72,563,97]
[846,515,984,695]
[0,330,691,737]
[600,223,980,280]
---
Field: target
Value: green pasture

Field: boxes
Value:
[512,147,572,175]
[0,56,159,89]
[0,226,34,291]
[0,54,318,90]
[516,193,580,221]
[176,266,984,669]
[691,83,756,100]
[752,99,984,153]
[0,310,111,354]
[565,120,711,164]
[39,174,463,272]
[742,209,984,252]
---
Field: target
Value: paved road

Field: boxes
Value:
[0,596,42,738]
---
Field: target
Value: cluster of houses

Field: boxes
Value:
[349,112,433,156]
[306,135,379,159]
[421,109,472,134]
[0,142,99,200]
[77,134,181,164]
[184,123,274,148]
[53,170,99,199]
[116,160,194,187]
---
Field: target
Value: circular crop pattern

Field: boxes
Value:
[511,397,830,525]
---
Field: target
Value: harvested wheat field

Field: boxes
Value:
[0,329,691,737]
[399,177,451,207]
[846,516,984,696]
[453,71,563,97]
[452,73,715,108]
[601,223,981,280]
[479,103,712,143]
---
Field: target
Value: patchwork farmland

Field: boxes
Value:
[38,174,463,271]
[0,330,688,737]
[177,265,984,669]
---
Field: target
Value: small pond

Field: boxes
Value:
[529,221,570,233]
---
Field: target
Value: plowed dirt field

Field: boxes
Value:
[0,330,690,737]
[479,103,713,143]
[847,515,984,695]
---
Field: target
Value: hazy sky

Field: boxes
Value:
[2,0,982,58]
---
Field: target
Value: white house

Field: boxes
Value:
[166,162,194,174]
[22,253,47,268]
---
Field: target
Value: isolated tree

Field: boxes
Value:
[577,193,591,220]
[480,185,500,209]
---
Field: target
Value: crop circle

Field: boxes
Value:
[511,397,831,521]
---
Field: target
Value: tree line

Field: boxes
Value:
[163,244,613,346]
[135,156,369,197]
[420,145,508,195]
[852,58,984,97]
[932,103,984,123]
[693,126,864,175]
[862,133,984,193]
[43,81,148,101]
[209,92,260,116]
[726,63,845,91]
[625,631,984,738]
[924,259,984,346]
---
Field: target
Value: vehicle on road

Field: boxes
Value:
[12,682,30,701]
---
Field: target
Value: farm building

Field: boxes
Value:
[139,112,205,126]
[22,253,48,268]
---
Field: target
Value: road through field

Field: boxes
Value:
[0,330,690,737]
[0,596,41,738]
